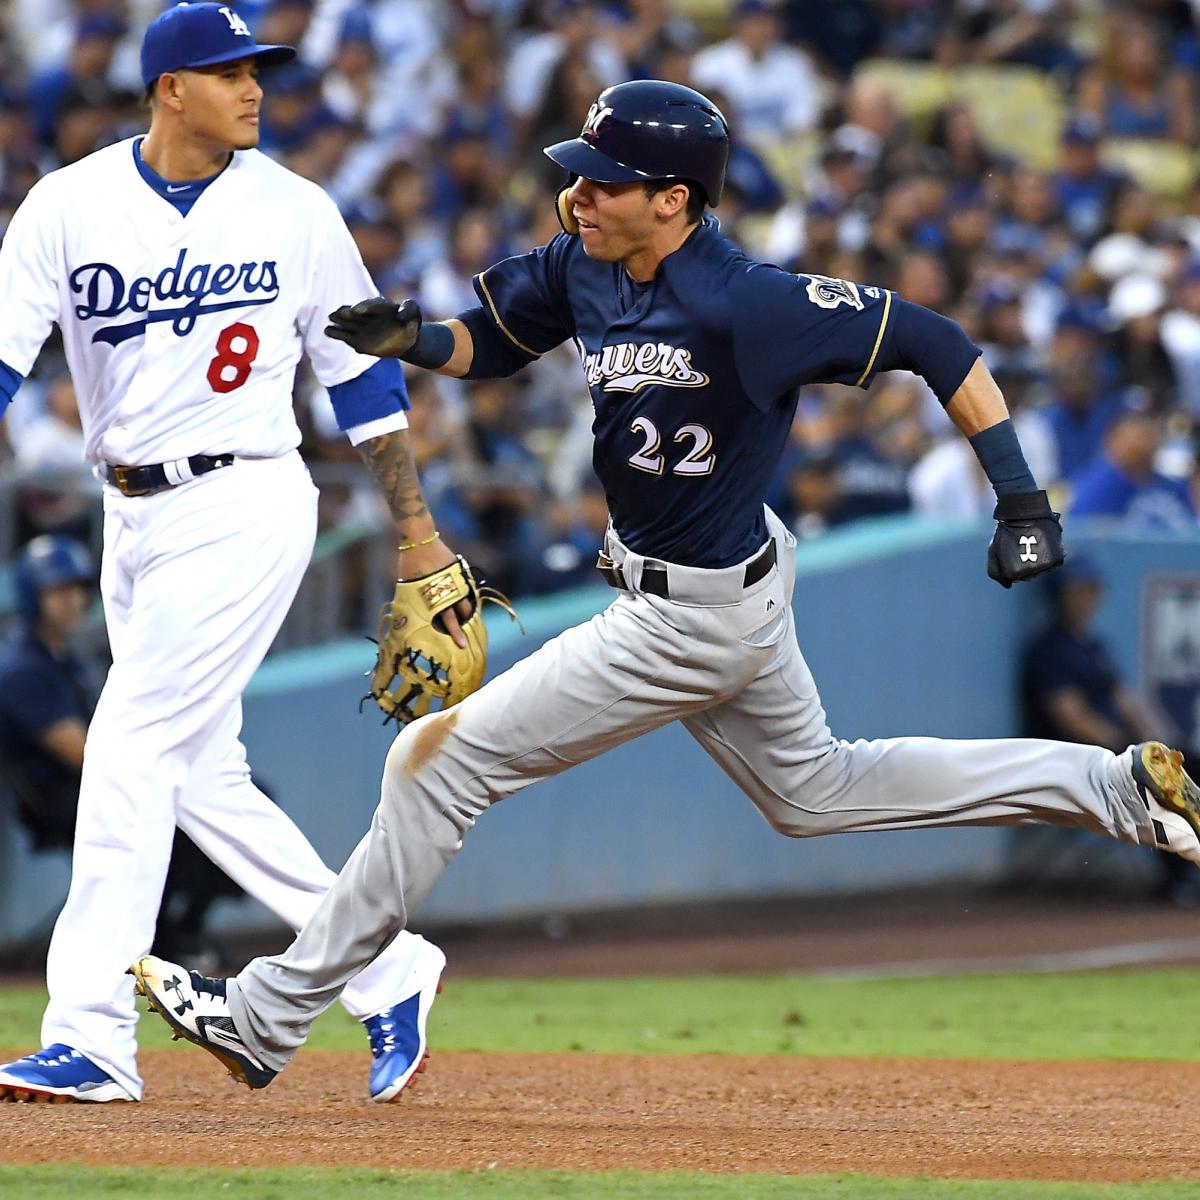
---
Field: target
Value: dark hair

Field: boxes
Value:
[644,178,705,223]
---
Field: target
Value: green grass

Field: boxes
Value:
[1,1167,1198,1200]
[2,969,1199,1061]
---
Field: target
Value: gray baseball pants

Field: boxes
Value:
[228,509,1155,1069]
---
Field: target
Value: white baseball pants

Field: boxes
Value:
[227,508,1156,1070]
[41,451,435,1099]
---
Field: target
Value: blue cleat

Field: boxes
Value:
[0,1044,134,1103]
[363,943,446,1103]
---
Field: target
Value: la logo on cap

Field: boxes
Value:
[220,5,252,37]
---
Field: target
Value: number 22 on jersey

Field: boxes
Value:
[627,416,715,476]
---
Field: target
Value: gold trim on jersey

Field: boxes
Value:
[855,288,893,388]
[475,272,540,358]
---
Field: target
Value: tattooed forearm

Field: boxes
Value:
[356,428,432,535]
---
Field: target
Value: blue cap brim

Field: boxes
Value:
[166,43,296,75]
[544,137,653,184]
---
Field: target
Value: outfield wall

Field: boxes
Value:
[2,517,1197,946]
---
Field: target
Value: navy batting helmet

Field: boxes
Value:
[544,80,730,229]
[15,535,93,623]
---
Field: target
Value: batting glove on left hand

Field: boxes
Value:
[987,490,1064,589]
[326,296,422,358]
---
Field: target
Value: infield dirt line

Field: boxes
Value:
[813,935,1200,980]
[1,1049,1198,1182]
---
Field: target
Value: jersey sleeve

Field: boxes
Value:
[470,233,576,359]
[729,263,895,410]
[0,178,65,377]
[299,192,402,395]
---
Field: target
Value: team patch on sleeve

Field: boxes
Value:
[801,274,863,312]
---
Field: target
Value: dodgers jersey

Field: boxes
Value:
[0,138,393,467]
[473,217,896,567]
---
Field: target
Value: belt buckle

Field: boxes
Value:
[596,552,624,590]
[112,465,150,497]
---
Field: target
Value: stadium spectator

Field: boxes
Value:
[1076,6,1194,144]
[690,0,824,146]
[0,536,244,964]
[1161,259,1200,418]
[1041,307,1124,485]
[1051,115,1128,245]
[1019,553,1197,903]
[1069,399,1198,529]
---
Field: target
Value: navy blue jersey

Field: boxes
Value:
[472,218,897,567]
[0,624,94,844]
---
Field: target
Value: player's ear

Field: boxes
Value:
[156,71,185,113]
[653,183,690,222]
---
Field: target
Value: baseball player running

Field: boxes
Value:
[0,4,448,1104]
[132,81,1200,1091]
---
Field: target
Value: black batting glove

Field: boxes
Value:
[325,296,422,359]
[987,490,1064,589]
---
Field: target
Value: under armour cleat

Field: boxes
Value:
[363,942,446,1102]
[0,1044,134,1103]
[1131,742,1200,865]
[129,954,276,1090]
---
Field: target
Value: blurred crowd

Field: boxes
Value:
[2,0,1199,603]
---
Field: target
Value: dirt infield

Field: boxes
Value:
[1,1048,1198,1182]
[5,890,1200,1182]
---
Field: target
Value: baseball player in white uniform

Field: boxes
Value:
[0,3,447,1104]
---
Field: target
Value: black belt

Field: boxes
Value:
[104,453,235,497]
[596,538,777,599]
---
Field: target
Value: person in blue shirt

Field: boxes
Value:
[1042,306,1124,482]
[1070,400,1197,530]
[1021,555,1197,903]
[131,82,1200,1094]
[0,537,97,849]
[0,537,244,965]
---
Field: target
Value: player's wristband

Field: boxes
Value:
[400,322,455,370]
[969,419,1038,497]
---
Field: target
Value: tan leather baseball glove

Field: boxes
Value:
[365,555,516,726]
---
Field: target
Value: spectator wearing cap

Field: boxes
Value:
[1013,548,1198,900]
[976,276,1040,378]
[690,0,824,146]
[1069,397,1197,530]
[1021,555,1158,753]
[1161,258,1200,417]
[319,7,381,131]
[26,13,127,148]
[257,60,329,154]
[1041,306,1123,484]
[941,184,992,299]
[1107,273,1179,407]
[1051,114,1128,245]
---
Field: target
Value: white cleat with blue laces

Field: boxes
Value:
[0,1045,134,1103]
[363,942,446,1103]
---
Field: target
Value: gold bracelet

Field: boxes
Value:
[398,530,441,553]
